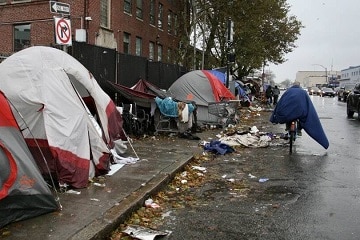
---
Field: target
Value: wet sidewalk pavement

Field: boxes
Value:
[0,131,214,240]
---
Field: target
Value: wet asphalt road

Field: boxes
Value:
[157,95,360,240]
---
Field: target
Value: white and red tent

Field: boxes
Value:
[0,46,126,189]
[0,91,59,228]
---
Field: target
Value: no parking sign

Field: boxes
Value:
[54,17,72,45]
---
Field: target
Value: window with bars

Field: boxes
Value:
[124,0,131,14]
[123,32,130,54]
[14,24,30,52]
[158,3,163,29]
[100,0,110,28]
[149,41,155,60]
[149,0,155,25]
[174,14,178,36]
[135,37,142,56]
[167,48,171,62]
[167,11,172,34]
[136,0,143,19]
[157,45,162,62]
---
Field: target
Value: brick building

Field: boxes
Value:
[0,0,185,64]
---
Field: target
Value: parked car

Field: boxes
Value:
[308,86,321,95]
[346,83,360,119]
[338,83,356,102]
[320,87,336,97]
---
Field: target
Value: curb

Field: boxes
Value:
[69,156,194,240]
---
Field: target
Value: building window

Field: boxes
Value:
[167,48,171,62]
[149,0,155,25]
[158,3,163,29]
[100,0,110,28]
[136,0,143,19]
[174,14,178,36]
[136,37,142,56]
[149,41,155,60]
[157,45,162,61]
[167,11,172,34]
[123,32,130,54]
[14,24,30,52]
[124,0,131,14]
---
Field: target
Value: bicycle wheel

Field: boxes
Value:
[289,121,296,154]
[289,131,295,154]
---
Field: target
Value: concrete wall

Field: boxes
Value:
[295,70,341,87]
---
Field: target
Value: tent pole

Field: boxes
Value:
[121,128,139,159]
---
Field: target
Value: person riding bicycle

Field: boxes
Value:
[269,81,329,149]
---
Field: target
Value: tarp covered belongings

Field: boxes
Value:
[0,46,126,189]
[155,97,195,118]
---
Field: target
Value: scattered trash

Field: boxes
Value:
[161,210,173,219]
[219,133,270,148]
[107,163,125,176]
[181,180,188,184]
[249,106,263,112]
[90,198,100,202]
[259,178,269,183]
[250,126,259,133]
[199,140,212,148]
[93,182,106,187]
[65,190,81,195]
[144,198,161,208]
[122,225,170,240]
[248,173,256,179]
[192,166,207,172]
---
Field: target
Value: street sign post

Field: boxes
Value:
[50,1,70,15]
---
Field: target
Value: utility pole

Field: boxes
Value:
[226,18,234,88]
[192,0,196,70]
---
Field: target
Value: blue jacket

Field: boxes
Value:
[269,85,329,149]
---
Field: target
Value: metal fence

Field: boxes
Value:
[72,42,187,97]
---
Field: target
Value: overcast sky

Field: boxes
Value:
[269,0,360,83]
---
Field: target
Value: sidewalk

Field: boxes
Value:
[1,131,213,240]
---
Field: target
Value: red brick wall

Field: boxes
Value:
[0,0,182,63]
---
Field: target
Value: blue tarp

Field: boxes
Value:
[204,140,235,155]
[270,85,329,149]
[155,97,194,117]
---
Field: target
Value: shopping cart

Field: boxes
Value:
[208,101,240,127]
